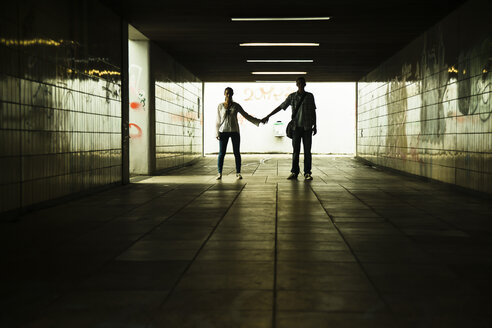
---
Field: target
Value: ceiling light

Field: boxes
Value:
[232,17,331,21]
[247,59,313,63]
[240,43,319,47]
[252,72,307,75]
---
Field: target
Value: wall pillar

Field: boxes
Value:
[121,19,130,184]
[129,39,151,175]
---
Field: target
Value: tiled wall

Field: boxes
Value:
[0,1,123,214]
[152,44,203,171]
[357,0,491,193]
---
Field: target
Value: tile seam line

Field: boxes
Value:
[148,183,249,326]
[308,183,397,318]
[379,188,466,234]
[311,161,345,185]
[20,184,180,326]
[84,183,214,260]
[96,182,219,327]
[376,187,488,271]
[338,183,470,297]
[250,159,261,176]
[23,183,177,259]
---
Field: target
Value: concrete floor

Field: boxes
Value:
[2,155,492,327]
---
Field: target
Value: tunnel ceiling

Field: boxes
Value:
[105,0,466,82]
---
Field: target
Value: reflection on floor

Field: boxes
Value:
[3,155,492,327]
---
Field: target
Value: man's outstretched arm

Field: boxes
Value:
[261,106,283,123]
[261,95,292,123]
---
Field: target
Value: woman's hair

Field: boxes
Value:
[224,87,234,95]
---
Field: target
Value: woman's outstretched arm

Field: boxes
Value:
[236,104,260,126]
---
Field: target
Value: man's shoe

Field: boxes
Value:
[287,173,298,180]
[304,173,313,180]
[236,173,242,180]
[216,173,222,180]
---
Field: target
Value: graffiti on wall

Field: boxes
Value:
[237,85,295,126]
[460,38,491,121]
[129,64,146,141]
[155,87,202,156]
[419,29,447,145]
[129,123,142,139]
[356,2,491,192]
[364,32,491,165]
[129,64,146,112]
[243,86,295,102]
[383,33,490,159]
[385,63,410,159]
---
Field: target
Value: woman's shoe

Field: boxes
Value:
[236,173,242,180]
[216,173,222,180]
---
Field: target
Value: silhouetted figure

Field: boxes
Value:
[216,87,260,180]
[262,77,317,180]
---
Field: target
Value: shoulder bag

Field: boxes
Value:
[286,93,307,139]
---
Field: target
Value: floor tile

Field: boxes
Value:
[6,155,492,327]
[276,290,387,312]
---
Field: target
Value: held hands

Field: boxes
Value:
[313,126,317,136]
[260,117,269,124]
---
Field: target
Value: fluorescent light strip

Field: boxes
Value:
[232,17,331,21]
[252,72,307,75]
[247,59,313,63]
[240,43,319,47]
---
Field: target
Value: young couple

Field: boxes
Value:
[215,77,317,180]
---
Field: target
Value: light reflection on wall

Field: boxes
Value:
[0,38,79,47]
[0,1,123,214]
[68,68,121,77]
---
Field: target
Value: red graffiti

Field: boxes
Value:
[170,111,198,123]
[129,123,142,138]
[130,102,141,110]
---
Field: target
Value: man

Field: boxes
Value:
[262,77,317,180]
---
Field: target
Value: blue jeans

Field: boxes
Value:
[291,127,312,175]
[218,132,241,174]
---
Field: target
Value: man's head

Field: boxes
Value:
[296,77,306,91]
[224,87,234,96]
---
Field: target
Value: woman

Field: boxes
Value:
[216,87,260,180]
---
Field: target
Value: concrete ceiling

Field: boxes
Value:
[105,0,466,82]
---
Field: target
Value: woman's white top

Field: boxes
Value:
[216,102,260,136]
